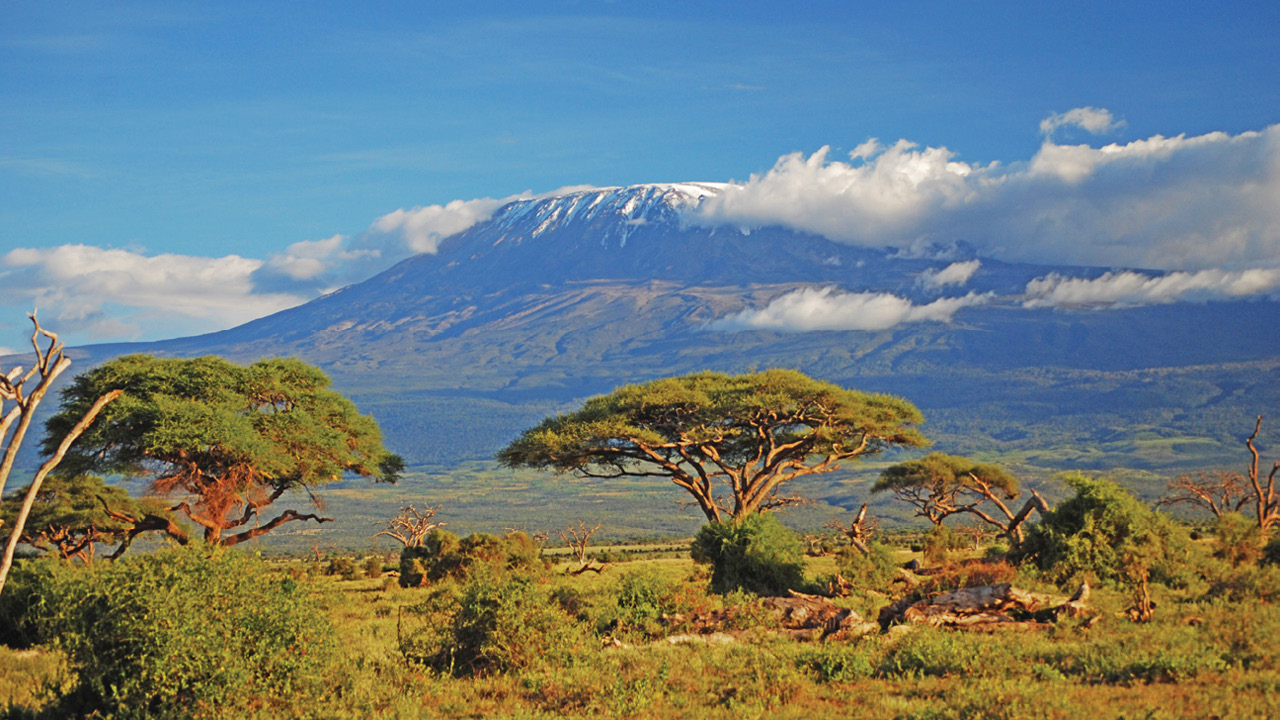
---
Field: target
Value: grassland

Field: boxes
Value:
[5,546,1278,719]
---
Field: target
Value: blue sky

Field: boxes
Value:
[2,1,1279,351]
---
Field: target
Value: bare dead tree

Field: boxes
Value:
[825,502,877,557]
[953,522,992,550]
[557,521,605,575]
[374,505,444,548]
[0,315,121,595]
[1157,470,1251,520]
[1245,416,1280,537]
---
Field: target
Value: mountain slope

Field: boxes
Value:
[61,183,1280,472]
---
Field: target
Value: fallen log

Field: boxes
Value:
[880,582,1096,630]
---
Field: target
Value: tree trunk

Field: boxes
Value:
[0,389,121,595]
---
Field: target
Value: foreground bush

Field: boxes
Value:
[399,529,544,587]
[1012,473,1189,588]
[399,570,589,676]
[691,513,806,595]
[1,546,332,719]
[834,542,900,594]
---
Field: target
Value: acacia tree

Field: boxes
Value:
[0,473,186,563]
[45,354,404,546]
[1157,471,1251,520]
[498,369,928,522]
[874,452,1047,543]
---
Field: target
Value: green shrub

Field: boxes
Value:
[599,568,715,638]
[1260,533,1280,567]
[922,524,966,565]
[362,555,384,579]
[399,529,546,587]
[690,514,806,596]
[834,542,899,593]
[1204,563,1280,602]
[1011,472,1188,589]
[325,556,360,580]
[398,571,589,676]
[0,557,82,648]
[1212,513,1264,566]
[0,546,332,720]
[798,642,877,682]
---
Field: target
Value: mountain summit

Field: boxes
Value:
[80,183,1280,470]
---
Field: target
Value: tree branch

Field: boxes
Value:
[0,388,122,594]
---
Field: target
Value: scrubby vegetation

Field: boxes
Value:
[5,352,1280,718]
[1,546,333,719]
[4,501,1280,719]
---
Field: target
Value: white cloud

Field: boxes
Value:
[695,141,984,246]
[262,235,377,282]
[0,346,19,357]
[0,191,527,347]
[710,286,992,332]
[1023,268,1280,309]
[918,260,981,291]
[1039,107,1124,136]
[0,245,306,340]
[693,114,1280,272]
[372,196,517,254]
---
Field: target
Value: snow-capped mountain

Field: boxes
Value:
[489,183,725,247]
[69,183,1280,472]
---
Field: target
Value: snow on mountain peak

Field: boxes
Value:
[480,182,727,247]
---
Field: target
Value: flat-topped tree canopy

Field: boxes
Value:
[874,452,1047,542]
[44,354,403,546]
[498,369,928,522]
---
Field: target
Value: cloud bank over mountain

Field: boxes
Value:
[0,245,304,341]
[2,110,1278,345]
[1023,268,1280,309]
[695,116,1280,273]
[1,195,524,342]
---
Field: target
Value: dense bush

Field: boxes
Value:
[690,513,806,596]
[325,555,360,580]
[1212,513,1264,566]
[0,556,82,648]
[922,524,968,565]
[834,542,900,593]
[399,529,545,587]
[1260,533,1280,567]
[0,546,332,719]
[602,568,716,638]
[398,570,589,676]
[1011,473,1189,589]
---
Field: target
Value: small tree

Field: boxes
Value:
[375,505,444,548]
[0,474,163,563]
[45,354,403,546]
[499,369,927,522]
[557,521,605,575]
[874,452,1046,543]
[1163,417,1280,540]
[1158,470,1251,520]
